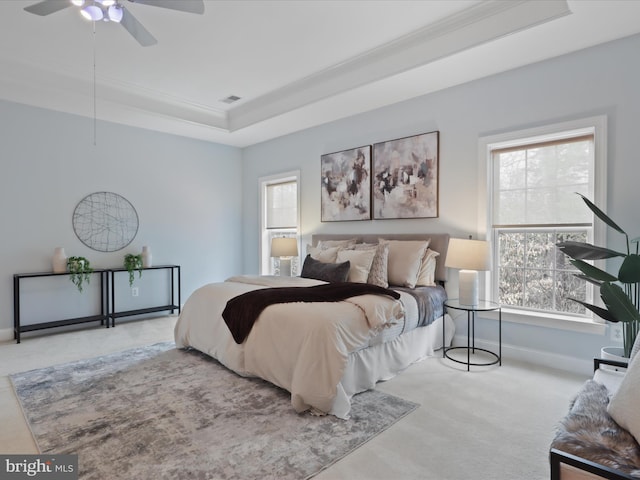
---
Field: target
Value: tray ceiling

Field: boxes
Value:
[1,0,639,147]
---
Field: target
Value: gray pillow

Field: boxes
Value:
[300,255,350,283]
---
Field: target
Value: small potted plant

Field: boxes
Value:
[67,256,93,293]
[557,194,640,358]
[124,253,143,287]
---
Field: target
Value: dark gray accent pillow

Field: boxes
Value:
[300,255,350,283]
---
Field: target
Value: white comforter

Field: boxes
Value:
[174,275,405,417]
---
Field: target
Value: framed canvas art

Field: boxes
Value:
[321,145,371,222]
[372,131,439,219]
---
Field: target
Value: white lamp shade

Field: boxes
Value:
[445,238,491,271]
[445,238,491,306]
[270,237,298,258]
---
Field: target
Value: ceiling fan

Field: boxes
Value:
[23,0,205,46]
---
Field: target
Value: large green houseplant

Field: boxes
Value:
[557,194,640,357]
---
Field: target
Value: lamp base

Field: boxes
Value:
[459,269,479,306]
[279,258,292,277]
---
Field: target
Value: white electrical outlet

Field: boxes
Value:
[131,287,139,297]
[610,323,623,341]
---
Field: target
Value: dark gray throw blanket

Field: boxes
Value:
[222,282,401,344]
[394,285,447,328]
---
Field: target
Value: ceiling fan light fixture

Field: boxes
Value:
[98,0,116,6]
[71,0,85,6]
[107,5,123,23]
[80,4,103,21]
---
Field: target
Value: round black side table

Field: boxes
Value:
[443,299,501,371]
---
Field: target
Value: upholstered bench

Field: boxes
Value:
[550,337,640,480]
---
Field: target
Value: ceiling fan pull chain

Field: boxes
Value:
[92,20,97,146]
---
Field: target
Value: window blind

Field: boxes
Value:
[492,134,594,228]
[266,180,297,229]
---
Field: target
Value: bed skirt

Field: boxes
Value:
[330,313,454,417]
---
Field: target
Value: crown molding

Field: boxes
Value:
[227,0,570,132]
[0,0,572,143]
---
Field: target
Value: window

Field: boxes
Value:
[483,117,607,320]
[260,171,300,275]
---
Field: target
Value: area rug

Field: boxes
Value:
[10,342,418,480]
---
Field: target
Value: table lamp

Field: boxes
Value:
[271,237,298,276]
[445,238,491,306]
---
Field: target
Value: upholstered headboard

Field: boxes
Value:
[310,233,450,284]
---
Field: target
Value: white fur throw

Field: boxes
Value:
[551,380,640,477]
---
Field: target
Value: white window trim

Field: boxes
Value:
[477,115,607,332]
[259,170,301,275]
[482,307,606,335]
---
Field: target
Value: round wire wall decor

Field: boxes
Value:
[72,192,139,252]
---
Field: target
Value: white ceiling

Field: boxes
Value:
[1,0,640,148]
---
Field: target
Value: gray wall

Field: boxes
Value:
[1,100,243,339]
[241,34,640,373]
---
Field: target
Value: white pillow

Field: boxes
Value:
[416,248,440,287]
[336,249,376,283]
[354,243,389,288]
[306,245,340,263]
[607,351,640,444]
[379,239,429,288]
[316,238,357,250]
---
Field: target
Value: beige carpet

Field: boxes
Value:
[0,315,587,479]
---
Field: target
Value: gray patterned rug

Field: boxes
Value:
[10,342,418,480]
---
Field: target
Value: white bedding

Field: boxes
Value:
[174,275,406,417]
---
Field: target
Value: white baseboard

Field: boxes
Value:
[2,326,591,375]
[453,334,593,377]
[0,327,14,343]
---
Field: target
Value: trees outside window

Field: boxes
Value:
[486,117,606,319]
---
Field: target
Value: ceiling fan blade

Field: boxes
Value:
[121,8,158,47]
[127,0,205,15]
[24,0,71,16]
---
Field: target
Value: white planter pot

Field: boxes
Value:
[600,346,628,371]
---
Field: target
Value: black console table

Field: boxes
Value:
[13,270,109,344]
[13,265,181,342]
[108,264,181,327]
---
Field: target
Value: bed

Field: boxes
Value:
[174,233,454,419]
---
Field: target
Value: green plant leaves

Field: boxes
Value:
[578,193,627,235]
[601,282,640,323]
[568,297,617,322]
[556,241,624,260]
[619,254,640,283]
[124,254,143,287]
[570,259,618,282]
[555,194,640,356]
[66,256,93,293]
